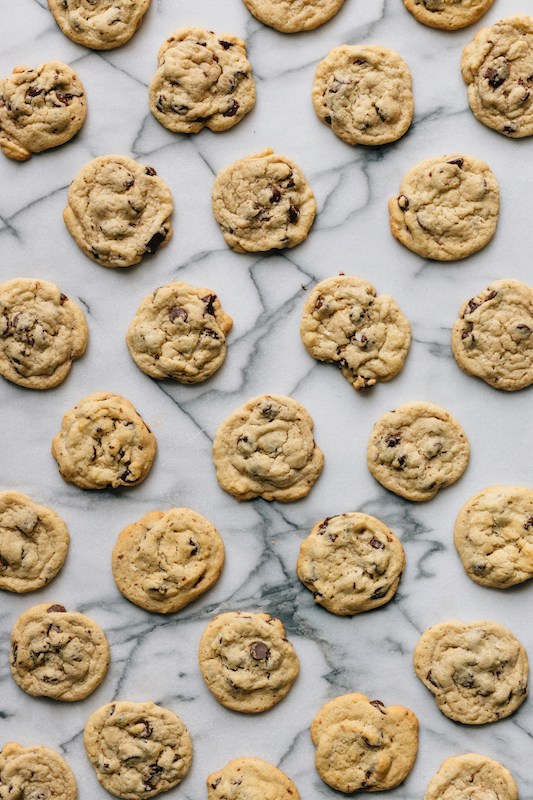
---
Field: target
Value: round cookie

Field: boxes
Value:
[48,0,151,50]
[297,513,405,615]
[84,701,192,799]
[452,279,533,391]
[198,611,299,713]
[312,46,413,146]
[126,282,233,383]
[0,742,77,800]
[112,507,225,613]
[212,148,316,253]
[10,602,109,701]
[388,154,499,261]
[0,61,86,161]
[404,0,494,30]
[414,620,528,724]
[310,692,419,793]
[462,16,533,138]
[0,277,88,390]
[63,155,173,268]
[0,491,69,593]
[300,275,411,390]
[51,392,157,490]
[207,757,300,799]
[425,753,518,800]
[149,28,256,134]
[212,394,324,502]
[242,0,345,32]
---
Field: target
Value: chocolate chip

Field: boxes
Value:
[325,115,332,124]
[371,586,387,599]
[144,765,163,790]
[385,433,401,447]
[59,293,68,304]
[426,670,438,687]
[203,328,220,339]
[397,194,409,211]
[484,66,506,89]
[145,166,157,176]
[369,537,385,549]
[270,186,281,204]
[289,205,299,224]
[318,517,332,533]
[139,719,153,738]
[189,538,198,556]
[447,158,463,168]
[524,517,533,530]
[27,86,42,97]
[145,228,167,254]
[223,99,239,117]
[250,641,270,660]
[370,699,386,713]
[47,604,66,613]
[461,322,474,339]
[472,564,486,575]
[56,92,73,105]
[211,778,222,788]
[169,306,188,323]
[201,294,217,316]
[219,40,233,49]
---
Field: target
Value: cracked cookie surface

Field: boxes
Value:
[207,757,300,800]
[404,0,494,30]
[424,752,518,800]
[0,742,77,800]
[48,0,150,50]
[242,0,345,32]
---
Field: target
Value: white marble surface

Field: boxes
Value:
[1,0,533,797]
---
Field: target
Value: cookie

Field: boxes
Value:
[126,282,233,383]
[212,394,324,502]
[207,757,300,799]
[367,402,469,502]
[112,507,225,613]
[414,620,528,724]
[462,16,533,137]
[0,61,85,161]
[312,46,413,146]
[149,28,256,134]
[51,392,157,490]
[198,611,299,713]
[212,148,316,253]
[310,692,419,793]
[300,275,411,390]
[63,155,173,268]
[242,0,345,32]
[388,154,499,261]
[10,602,109,701]
[404,0,494,30]
[424,753,518,800]
[452,279,533,391]
[0,742,77,800]
[84,701,192,799]
[297,513,405,615]
[48,0,150,50]
[0,491,69,593]
[0,278,88,389]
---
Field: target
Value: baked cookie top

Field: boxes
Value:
[0,742,77,800]
[404,0,494,30]
[0,491,69,593]
[242,0,345,32]
[297,513,405,615]
[424,752,518,800]
[367,402,469,501]
[300,275,411,390]
[310,692,419,793]
[112,507,225,613]
[207,757,301,800]
[462,16,533,137]
[10,602,109,701]
[388,154,499,261]
[51,392,157,490]
[64,154,173,268]
[0,277,88,390]
[0,61,86,161]
[414,620,529,724]
[198,611,299,713]
[84,701,192,799]
[212,394,324,502]
[126,282,233,383]
[212,148,316,253]
[312,45,413,146]
[452,279,533,391]
[48,0,151,50]
[149,27,256,134]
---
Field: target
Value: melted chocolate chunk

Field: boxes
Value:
[289,205,299,224]
[169,306,188,323]
[46,604,66,613]
[250,641,270,660]
[201,294,217,316]
[223,99,239,117]
[145,228,167,254]
[145,166,157,176]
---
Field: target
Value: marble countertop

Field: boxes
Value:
[1,0,533,797]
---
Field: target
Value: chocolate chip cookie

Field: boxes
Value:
[207,757,300,799]
[425,753,518,800]
[404,0,494,30]
[48,0,151,50]
[242,0,345,32]
[0,742,77,800]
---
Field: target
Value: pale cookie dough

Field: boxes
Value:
[367,402,469,501]
[297,513,405,615]
[389,154,499,261]
[126,282,233,383]
[64,155,173,268]
[454,486,533,588]
[10,602,109,701]
[242,0,345,32]
[300,275,411,390]
[212,148,316,253]
[150,28,256,134]
[452,279,533,391]
[207,757,300,800]
[462,16,533,137]
[212,394,324,502]
[51,392,157,490]
[0,61,85,161]
[425,752,518,800]
[414,620,528,724]
[404,0,494,30]
[112,507,225,613]
[0,278,88,389]
[312,46,413,145]
[0,742,77,800]
[84,701,192,799]
[198,611,299,713]
[0,491,69,593]
[48,0,151,50]
[311,692,419,793]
